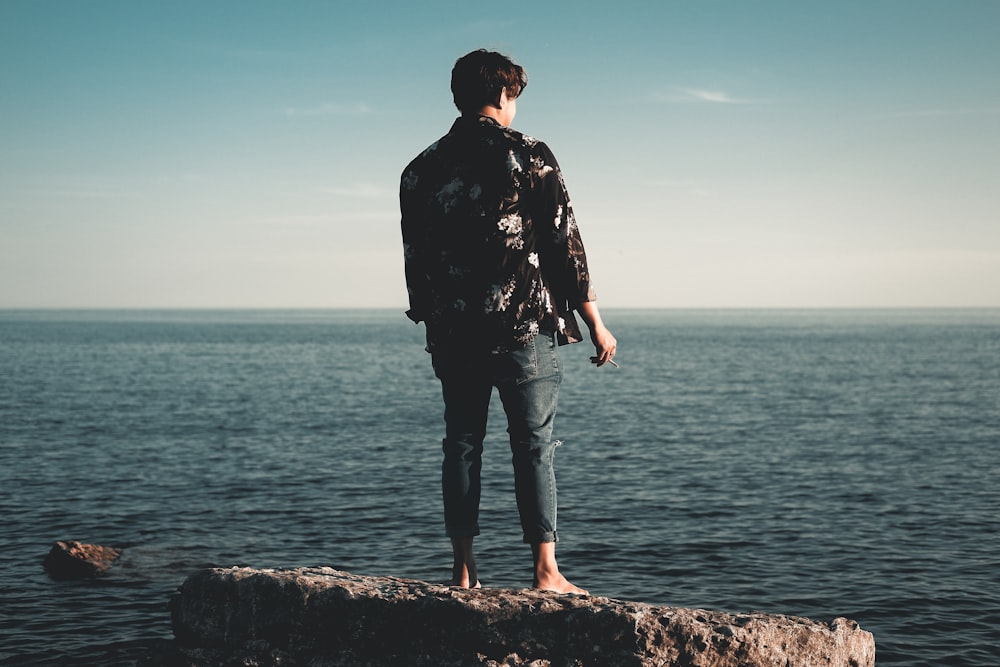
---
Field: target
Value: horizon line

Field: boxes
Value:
[2,306,999,312]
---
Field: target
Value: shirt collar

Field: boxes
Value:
[453,114,503,131]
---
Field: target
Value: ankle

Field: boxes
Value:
[451,559,477,588]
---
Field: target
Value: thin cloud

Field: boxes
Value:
[653,87,764,105]
[682,88,743,104]
[284,102,372,117]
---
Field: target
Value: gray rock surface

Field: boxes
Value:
[170,567,874,666]
[43,540,122,579]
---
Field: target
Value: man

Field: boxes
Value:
[400,49,616,594]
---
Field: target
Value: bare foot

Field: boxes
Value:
[530,542,588,594]
[533,571,588,595]
[449,566,481,588]
[449,537,479,588]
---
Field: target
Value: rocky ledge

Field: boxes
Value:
[169,566,875,667]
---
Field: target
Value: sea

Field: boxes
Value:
[0,308,997,666]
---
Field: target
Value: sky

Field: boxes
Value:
[2,0,998,309]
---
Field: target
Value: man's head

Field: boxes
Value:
[451,49,527,121]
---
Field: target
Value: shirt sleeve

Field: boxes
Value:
[534,142,596,309]
[400,165,430,323]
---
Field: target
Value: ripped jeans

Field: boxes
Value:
[431,331,562,544]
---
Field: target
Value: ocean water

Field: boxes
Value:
[1,308,998,666]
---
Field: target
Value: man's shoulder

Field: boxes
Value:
[407,136,446,167]
[496,124,548,153]
[401,118,557,185]
[457,115,550,154]
[401,134,450,184]
[503,129,561,172]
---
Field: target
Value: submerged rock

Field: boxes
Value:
[170,566,875,666]
[43,540,122,580]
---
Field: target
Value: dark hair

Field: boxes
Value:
[451,49,527,114]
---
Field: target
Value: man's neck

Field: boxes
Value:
[475,105,509,127]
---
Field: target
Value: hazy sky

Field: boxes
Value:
[2,1,998,308]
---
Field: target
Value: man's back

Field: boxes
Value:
[401,114,591,354]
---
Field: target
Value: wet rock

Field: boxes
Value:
[43,540,122,579]
[170,566,875,666]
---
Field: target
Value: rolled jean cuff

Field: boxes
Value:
[445,524,480,538]
[522,530,558,544]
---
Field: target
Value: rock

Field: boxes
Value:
[43,540,122,579]
[169,566,875,666]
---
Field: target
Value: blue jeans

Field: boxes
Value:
[431,331,562,544]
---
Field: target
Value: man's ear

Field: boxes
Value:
[493,88,508,110]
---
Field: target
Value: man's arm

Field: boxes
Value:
[577,300,617,367]
[533,142,615,359]
[400,170,430,323]
[536,145,593,303]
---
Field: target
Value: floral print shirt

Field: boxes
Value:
[400,114,596,354]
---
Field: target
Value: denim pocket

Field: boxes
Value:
[492,336,539,385]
